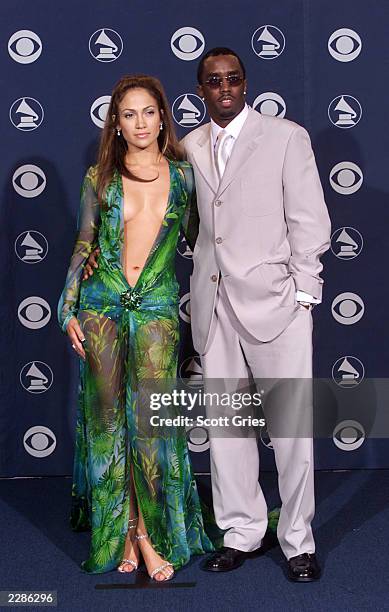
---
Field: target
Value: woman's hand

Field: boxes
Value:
[82,247,100,280]
[66,317,86,360]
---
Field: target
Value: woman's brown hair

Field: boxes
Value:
[96,74,184,203]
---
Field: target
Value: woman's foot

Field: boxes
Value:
[117,517,140,573]
[135,533,174,581]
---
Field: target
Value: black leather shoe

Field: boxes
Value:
[200,547,249,572]
[287,553,321,582]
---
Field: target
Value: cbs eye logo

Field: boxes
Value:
[329,162,363,195]
[90,95,111,128]
[331,292,364,325]
[12,165,46,198]
[253,92,286,118]
[8,30,42,63]
[171,27,205,61]
[186,424,209,453]
[328,28,362,62]
[23,425,56,458]
[179,292,191,323]
[333,420,365,451]
[18,296,51,329]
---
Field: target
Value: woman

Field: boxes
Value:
[58,74,213,580]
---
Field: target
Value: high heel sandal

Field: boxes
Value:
[117,517,139,573]
[134,534,174,581]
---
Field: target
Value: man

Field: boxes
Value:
[180,47,331,581]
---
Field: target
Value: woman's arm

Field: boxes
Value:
[57,167,100,336]
[180,163,199,252]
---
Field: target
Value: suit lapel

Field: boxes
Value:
[191,126,219,194]
[217,109,264,197]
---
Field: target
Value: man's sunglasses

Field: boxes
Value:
[203,75,244,89]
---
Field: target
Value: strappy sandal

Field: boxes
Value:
[117,517,139,573]
[134,534,174,581]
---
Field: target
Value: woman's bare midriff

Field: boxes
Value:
[122,161,170,287]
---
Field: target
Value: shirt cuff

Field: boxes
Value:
[296,290,320,305]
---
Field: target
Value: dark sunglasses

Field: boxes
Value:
[203,74,244,89]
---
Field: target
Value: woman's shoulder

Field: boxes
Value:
[84,165,99,190]
[171,159,194,182]
[171,159,193,172]
[171,159,195,196]
[85,164,98,181]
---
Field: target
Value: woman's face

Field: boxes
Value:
[116,87,162,151]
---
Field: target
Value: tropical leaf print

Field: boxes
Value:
[61,161,221,574]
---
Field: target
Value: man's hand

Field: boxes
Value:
[66,317,86,360]
[83,247,100,280]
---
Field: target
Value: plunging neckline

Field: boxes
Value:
[118,158,174,291]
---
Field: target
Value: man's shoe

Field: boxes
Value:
[287,553,321,582]
[200,547,249,572]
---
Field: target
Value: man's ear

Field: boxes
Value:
[197,84,204,99]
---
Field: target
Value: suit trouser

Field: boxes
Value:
[200,280,315,560]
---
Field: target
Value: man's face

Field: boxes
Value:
[197,54,247,127]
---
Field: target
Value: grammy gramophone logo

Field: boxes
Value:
[172,94,206,128]
[9,97,44,131]
[89,29,123,61]
[251,25,285,59]
[328,95,362,129]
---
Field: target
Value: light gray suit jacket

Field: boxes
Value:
[182,107,331,355]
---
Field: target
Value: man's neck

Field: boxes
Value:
[210,103,246,128]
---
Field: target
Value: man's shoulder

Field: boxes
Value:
[181,122,210,149]
[253,109,307,138]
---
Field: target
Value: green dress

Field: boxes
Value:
[58,159,214,574]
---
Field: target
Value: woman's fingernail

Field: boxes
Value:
[81,338,85,342]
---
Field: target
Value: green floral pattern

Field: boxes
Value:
[58,160,213,574]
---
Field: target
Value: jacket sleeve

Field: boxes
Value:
[57,168,100,332]
[180,163,199,252]
[282,126,331,301]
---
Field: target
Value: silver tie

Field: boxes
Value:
[214,129,231,179]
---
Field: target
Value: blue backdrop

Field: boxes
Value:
[1,0,388,477]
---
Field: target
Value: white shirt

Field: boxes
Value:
[210,104,318,306]
[211,103,249,157]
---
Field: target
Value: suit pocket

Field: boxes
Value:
[259,264,296,307]
[240,177,281,217]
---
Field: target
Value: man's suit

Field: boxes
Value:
[182,107,331,559]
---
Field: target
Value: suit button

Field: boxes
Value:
[211,274,218,282]
[214,200,222,207]
[215,237,223,244]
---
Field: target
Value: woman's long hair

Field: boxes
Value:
[96,74,184,203]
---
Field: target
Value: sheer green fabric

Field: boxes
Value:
[58,160,213,574]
